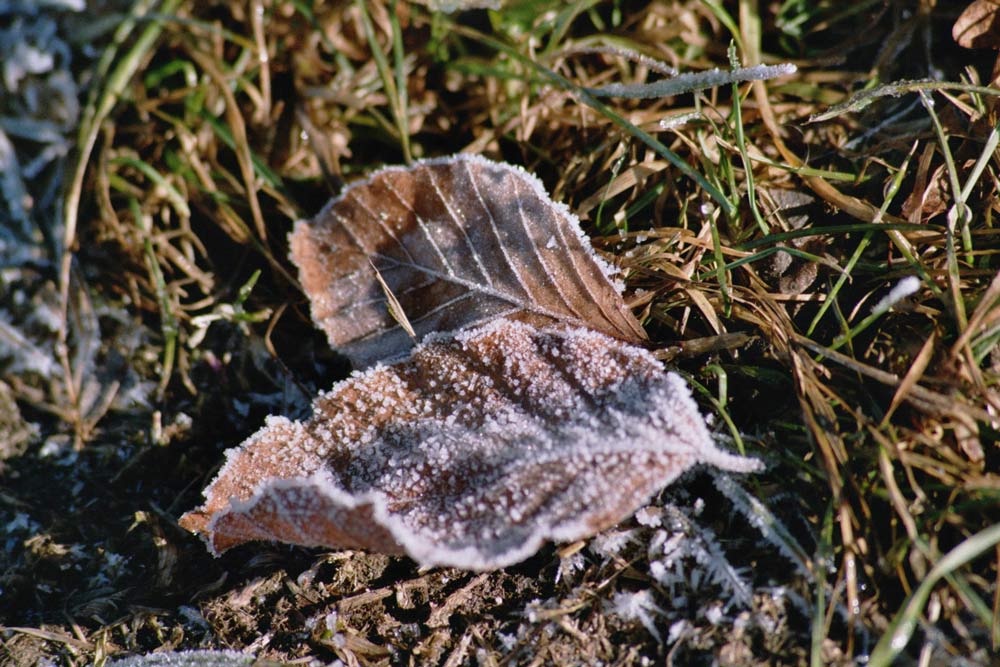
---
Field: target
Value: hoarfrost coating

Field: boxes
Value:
[182,320,761,569]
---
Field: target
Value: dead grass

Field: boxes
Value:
[1,1,999,666]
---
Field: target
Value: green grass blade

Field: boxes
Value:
[357,0,411,163]
[453,24,735,215]
[868,523,1000,667]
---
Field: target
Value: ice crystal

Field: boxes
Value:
[647,503,754,610]
[108,651,256,667]
[589,528,638,560]
[556,550,586,583]
[712,471,811,577]
[609,590,665,641]
[871,275,921,315]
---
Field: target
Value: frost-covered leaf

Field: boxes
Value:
[179,319,760,570]
[289,153,647,368]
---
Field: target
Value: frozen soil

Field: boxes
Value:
[0,414,811,665]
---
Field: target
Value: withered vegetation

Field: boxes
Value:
[1,1,998,666]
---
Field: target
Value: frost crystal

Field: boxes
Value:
[610,590,664,641]
[108,650,255,667]
[181,155,762,570]
[870,275,921,315]
[589,63,797,99]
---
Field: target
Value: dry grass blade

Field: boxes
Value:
[185,48,269,243]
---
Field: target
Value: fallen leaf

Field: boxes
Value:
[179,319,761,569]
[954,0,1000,49]
[289,154,647,368]
[182,154,761,569]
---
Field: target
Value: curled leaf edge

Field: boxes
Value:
[180,322,763,570]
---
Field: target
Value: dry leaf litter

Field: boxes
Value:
[181,155,761,569]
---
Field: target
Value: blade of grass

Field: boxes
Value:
[960,124,999,205]
[587,62,796,99]
[919,90,969,332]
[791,333,994,421]
[357,0,411,163]
[701,0,744,53]
[736,222,939,251]
[539,0,603,58]
[109,156,191,220]
[687,374,746,456]
[920,89,973,262]
[828,276,922,353]
[811,503,835,667]
[594,150,628,233]
[719,245,847,277]
[249,0,271,124]
[62,0,183,322]
[197,110,284,189]
[390,0,412,164]
[727,43,768,234]
[805,146,914,336]
[707,205,732,316]
[811,79,1000,123]
[129,197,177,397]
[868,523,1000,667]
[185,47,269,242]
[451,23,735,215]
[737,152,860,181]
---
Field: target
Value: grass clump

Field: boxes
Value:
[1,1,998,666]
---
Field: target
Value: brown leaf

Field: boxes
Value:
[179,319,760,569]
[954,0,1000,49]
[289,154,647,368]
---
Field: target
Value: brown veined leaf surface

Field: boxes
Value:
[179,319,760,570]
[289,154,648,368]
[954,0,1000,49]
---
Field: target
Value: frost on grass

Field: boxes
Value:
[289,153,647,368]
[588,63,796,99]
[183,154,761,569]
[418,0,502,11]
[108,650,258,667]
[181,320,761,569]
